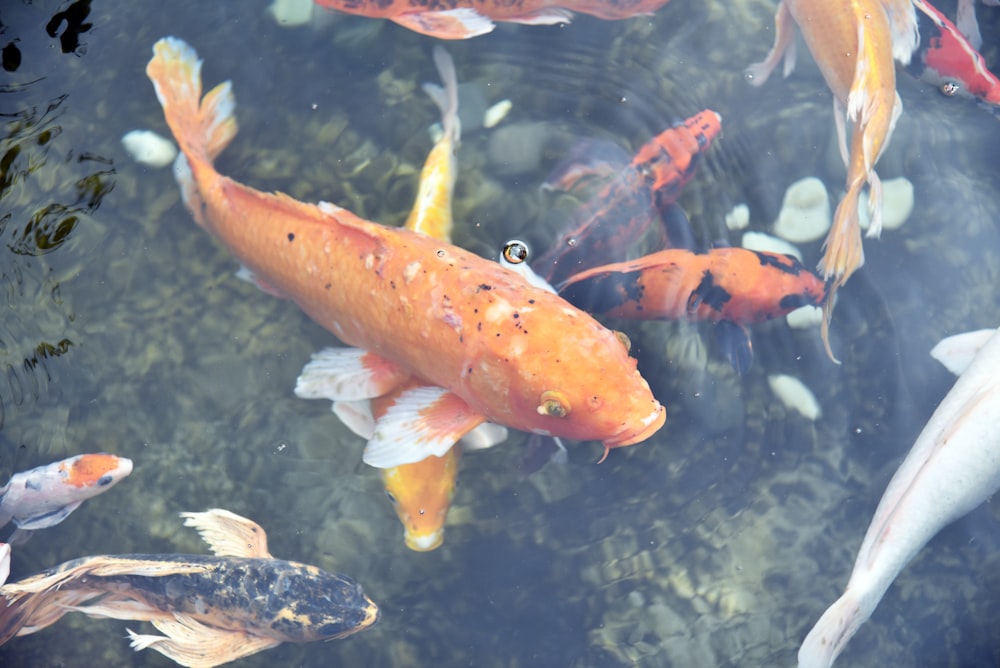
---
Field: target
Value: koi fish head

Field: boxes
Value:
[59,453,134,491]
[380,448,460,552]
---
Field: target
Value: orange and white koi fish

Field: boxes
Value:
[299,49,507,551]
[148,38,664,468]
[0,509,379,667]
[313,0,672,39]
[533,110,723,287]
[798,326,1000,667]
[0,453,133,545]
[746,0,918,361]
[558,248,827,372]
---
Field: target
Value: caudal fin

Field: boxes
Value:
[798,588,873,668]
[146,38,237,169]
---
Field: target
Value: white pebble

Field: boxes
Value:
[268,0,314,26]
[858,176,914,232]
[767,374,822,420]
[483,99,513,129]
[772,177,831,243]
[740,231,803,261]
[121,130,177,168]
[785,304,823,329]
[725,203,750,230]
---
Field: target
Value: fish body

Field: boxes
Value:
[313,0,672,39]
[147,38,664,469]
[746,0,916,360]
[558,248,826,323]
[532,110,723,287]
[0,453,133,543]
[0,509,379,667]
[798,327,1000,667]
[911,0,1000,105]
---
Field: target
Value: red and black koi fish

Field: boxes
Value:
[910,0,1000,105]
[558,248,828,372]
[532,110,722,286]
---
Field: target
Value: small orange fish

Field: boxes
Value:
[314,0,672,39]
[559,248,827,371]
[533,110,723,287]
[0,509,379,667]
[746,0,917,361]
[148,38,664,469]
[0,453,133,545]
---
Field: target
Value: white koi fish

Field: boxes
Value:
[799,326,1000,667]
[0,454,133,545]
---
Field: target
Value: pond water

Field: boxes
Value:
[2,0,999,666]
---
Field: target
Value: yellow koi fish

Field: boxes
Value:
[746,0,918,360]
[145,37,664,468]
[0,509,379,667]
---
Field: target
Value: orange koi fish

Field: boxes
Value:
[559,248,827,372]
[532,110,722,287]
[147,38,664,469]
[746,0,918,361]
[0,509,379,667]
[313,0,672,39]
[0,453,133,545]
[299,50,506,551]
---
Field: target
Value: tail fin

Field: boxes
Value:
[424,45,461,146]
[146,38,237,167]
[818,178,867,363]
[798,588,871,668]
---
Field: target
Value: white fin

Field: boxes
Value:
[930,328,998,376]
[459,422,509,451]
[744,2,796,86]
[295,347,410,401]
[332,399,376,439]
[0,542,9,586]
[128,614,280,668]
[392,8,496,39]
[180,509,273,559]
[364,386,484,468]
[503,8,574,25]
[12,500,83,532]
[798,588,866,668]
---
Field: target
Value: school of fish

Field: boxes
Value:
[4,0,1000,665]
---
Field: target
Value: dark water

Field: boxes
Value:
[2,0,999,666]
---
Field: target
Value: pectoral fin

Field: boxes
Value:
[128,614,280,668]
[930,328,998,376]
[180,509,273,559]
[392,9,496,39]
[295,347,410,401]
[12,500,83,531]
[364,386,485,468]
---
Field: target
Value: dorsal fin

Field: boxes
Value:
[180,509,272,558]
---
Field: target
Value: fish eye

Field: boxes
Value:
[502,240,529,265]
[384,490,398,505]
[940,81,960,97]
[97,474,114,486]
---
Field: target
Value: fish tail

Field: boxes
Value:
[427,45,460,144]
[818,178,866,363]
[146,38,236,226]
[797,588,871,668]
[146,38,236,165]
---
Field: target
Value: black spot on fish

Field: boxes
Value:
[688,270,730,313]
[477,284,492,292]
[754,250,803,275]
[779,292,817,310]
[287,233,295,242]
[477,322,482,331]
[559,270,643,314]
[97,474,113,486]
[325,283,331,290]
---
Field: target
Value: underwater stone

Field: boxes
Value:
[268,0,314,26]
[858,176,915,232]
[486,122,552,176]
[483,99,513,129]
[772,176,831,243]
[121,130,177,168]
[741,231,803,261]
[725,203,750,230]
[767,374,822,421]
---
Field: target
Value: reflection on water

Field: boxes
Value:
[1,0,999,666]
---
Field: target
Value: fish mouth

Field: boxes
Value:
[602,402,666,448]
[405,529,444,552]
[360,597,381,630]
